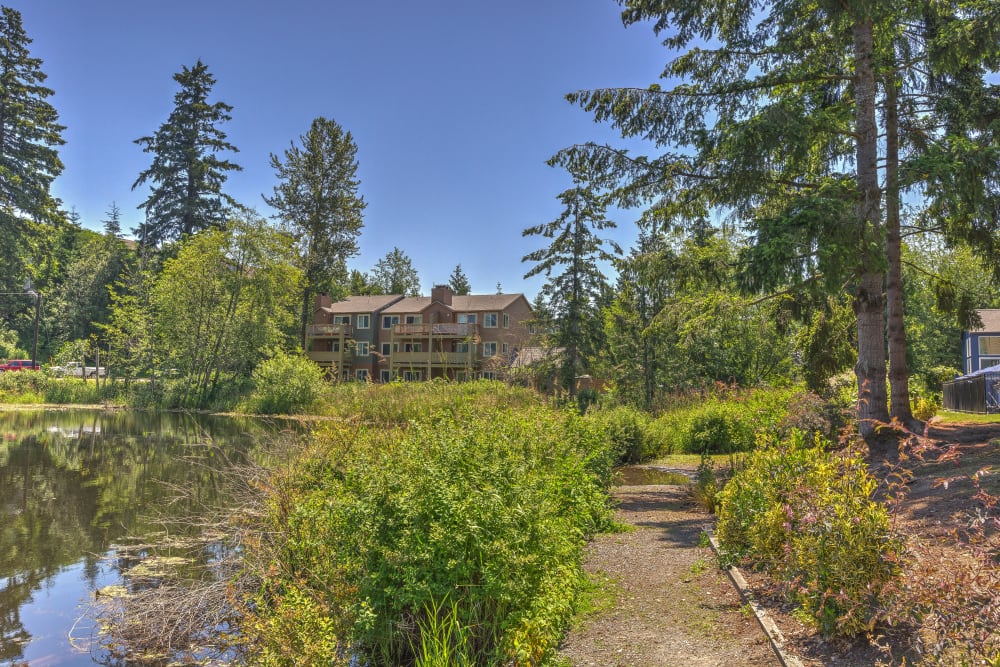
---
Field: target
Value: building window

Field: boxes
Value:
[380,369,391,383]
[979,336,1000,356]
[455,371,469,381]
[981,358,1000,370]
[484,312,498,328]
[333,315,351,325]
[382,315,399,329]
[529,324,536,334]
[454,342,470,353]
[356,342,369,356]
[403,370,422,381]
[483,342,497,357]
[381,343,392,356]
[457,313,477,324]
[405,314,422,324]
[404,342,423,353]
[481,371,496,380]
[331,342,340,352]
[356,369,369,381]
[357,314,370,329]
[503,313,510,329]
[501,343,508,355]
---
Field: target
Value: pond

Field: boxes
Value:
[0,409,285,666]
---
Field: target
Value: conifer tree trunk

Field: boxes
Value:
[852,18,890,440]
[884,71,922,432]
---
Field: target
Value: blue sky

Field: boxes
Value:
[15,1,666,297]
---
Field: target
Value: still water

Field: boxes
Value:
[0,409,282,666]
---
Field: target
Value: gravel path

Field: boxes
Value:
[558,483,776,667]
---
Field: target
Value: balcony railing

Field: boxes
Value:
[307,351,348,363]
[391,351,477,366]
[306,324,353,338]
[393,323,478,337]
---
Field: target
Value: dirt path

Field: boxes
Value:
[558,483,775,667]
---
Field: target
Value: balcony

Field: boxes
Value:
[306,323,353,338]
[307,351,348,363]
[391,351,476,366]
[393,323,478,338]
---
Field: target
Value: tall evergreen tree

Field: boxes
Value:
[102,201,122,238]
[448,264,471,295]
[0,5,65,284]
[522,163,619,397]
[372,247,420,296]
[132,60,241,247]
[561,0,902,439]
[266,117,365,347]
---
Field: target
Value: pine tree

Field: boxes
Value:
[266,117,365,346]
[0,5,65,288]
[448,264,471,295]
[132,60,241,246]
[561,1,896,437]
[102,202,122,238]
[522,162,619,397]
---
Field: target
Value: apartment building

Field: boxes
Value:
[307,294,404,380]
[306,285,534,382]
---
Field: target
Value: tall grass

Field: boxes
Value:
[313,379,545,425]
[0,371,129,405]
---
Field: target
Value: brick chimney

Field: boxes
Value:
[431,284,453,306]
[314,293,332,310]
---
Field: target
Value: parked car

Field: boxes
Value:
[0,359,40,371]
[49,361,107,378]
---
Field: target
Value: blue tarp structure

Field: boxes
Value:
[942,367,1000,413]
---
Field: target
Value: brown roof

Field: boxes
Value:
[451,294,525,311]
[973,309,1000,332]
[381,297,433,314]
[381,293,529,314]
[320,295,404,314]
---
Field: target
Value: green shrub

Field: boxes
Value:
[0,369,47,402]
[921,365,960,394]
[245,352,326,414]
[716,432,902,637]
[585,405,652,463]
[908,366,955,422]
[645,386,836,458]
[645,411,686,456]
[684,405,753,454]
[245,401,616,666]
[912,394,940,422]
[779,391,837,440]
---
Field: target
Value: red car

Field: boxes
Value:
[0,359,40,371]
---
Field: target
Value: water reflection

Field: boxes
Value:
[0,410,281,666]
